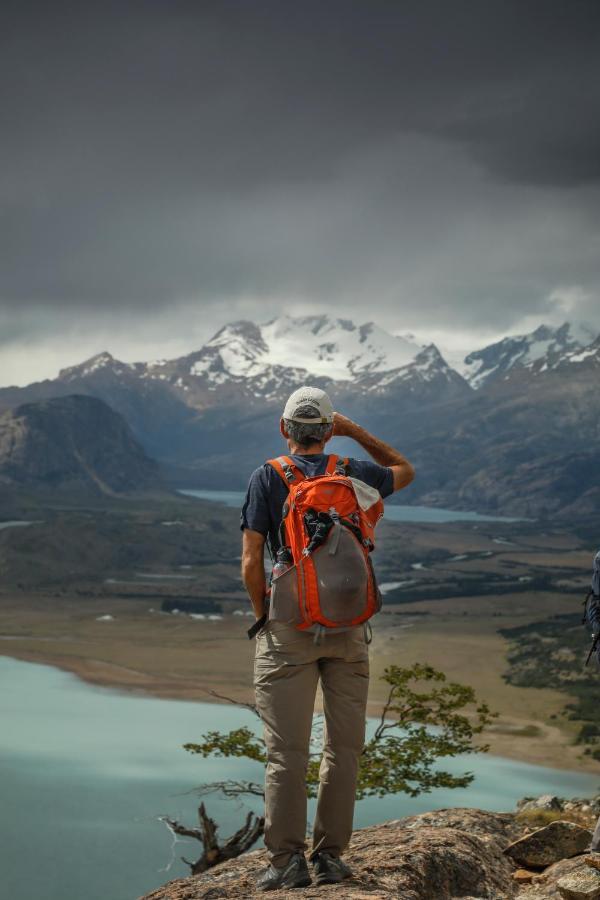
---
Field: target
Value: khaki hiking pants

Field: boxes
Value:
[253,619,370,867]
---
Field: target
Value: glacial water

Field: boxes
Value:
[178,489,523,523]
[1,656,598,900]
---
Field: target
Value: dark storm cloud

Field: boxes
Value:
[1,0,600,326]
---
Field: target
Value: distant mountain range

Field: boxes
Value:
[0,316,598,517]
[460,321,598,388]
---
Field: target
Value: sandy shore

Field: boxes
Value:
[1,589,598,775]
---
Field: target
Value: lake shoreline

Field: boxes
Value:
[2,637,599,778]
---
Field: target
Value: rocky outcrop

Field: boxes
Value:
[139,799,600,900]
[556,865,600,899]
[505,822,592,868]
[0,394,162,494]
[141,808,520,899]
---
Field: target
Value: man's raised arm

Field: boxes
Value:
[332,412,415,492]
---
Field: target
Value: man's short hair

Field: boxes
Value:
[283,405,332,448]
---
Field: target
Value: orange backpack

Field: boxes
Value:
[266,453,384,637]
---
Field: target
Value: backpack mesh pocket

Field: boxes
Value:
[269,564,302,624]
[310,525,369,624]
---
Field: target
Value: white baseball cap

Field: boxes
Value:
[282,386,334,424]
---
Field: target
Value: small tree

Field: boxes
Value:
[165,663,496,872]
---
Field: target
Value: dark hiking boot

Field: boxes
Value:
[311,851,353,884]
[256,852,312,891]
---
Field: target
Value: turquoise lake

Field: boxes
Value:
[178,489,524,523]
[1,655,598,900]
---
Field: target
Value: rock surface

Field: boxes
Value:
[556,867,600,899]
[140,808,522,900]
[518,797,563,814]
[139,798,600,900]
[505,822,592,868]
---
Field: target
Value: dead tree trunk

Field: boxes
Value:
[164,802,265,874]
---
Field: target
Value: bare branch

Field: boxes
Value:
[201,687,260,717]
[373,682,396,740]
[163,802,264,875]
[193,780,265,799]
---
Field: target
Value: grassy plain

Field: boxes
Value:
[1,493,598,773]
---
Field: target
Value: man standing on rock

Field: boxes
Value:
[240,386,415,891]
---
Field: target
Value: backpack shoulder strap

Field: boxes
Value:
[267,455,305,489]
[325,454,339,475]
[325,454,350,475]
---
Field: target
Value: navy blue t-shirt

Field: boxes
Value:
[240,453,394,557]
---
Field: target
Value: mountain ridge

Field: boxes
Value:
[35,315,600,394]
[0,315,599,516]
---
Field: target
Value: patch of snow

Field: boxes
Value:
[0,520,41,530]
[96,614,114,621]
[379,580,416,594]
[566,347,598,363]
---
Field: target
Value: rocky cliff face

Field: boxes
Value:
[0,394,162,494]
[140,797,600,900]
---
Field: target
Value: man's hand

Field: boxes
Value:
[332,411,415,492]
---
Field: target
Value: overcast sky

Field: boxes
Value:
[2,0,600,385]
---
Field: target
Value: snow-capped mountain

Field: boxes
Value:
[356,344,468,395]
[45,316,600,400]
[160,315,425,384]
[462,322,598,389]
[12,316,462,428]
[521,334,600,378]
[59,351,138,382]
[1,314,600,513]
